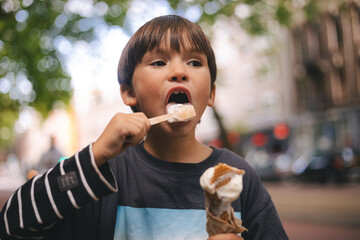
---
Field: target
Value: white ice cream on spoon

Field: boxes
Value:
[166,103,195,123]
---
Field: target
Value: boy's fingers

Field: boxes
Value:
[27,169,38,180]
[124,113,151,144]
[93,112,150,166]
[123,126,147,146]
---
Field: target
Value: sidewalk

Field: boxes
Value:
[282,220,360,240]
[265,182,360,227]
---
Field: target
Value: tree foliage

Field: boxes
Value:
[0,0,319,148]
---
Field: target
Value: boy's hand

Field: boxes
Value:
[93,112,150,166]
[208,233,244,240]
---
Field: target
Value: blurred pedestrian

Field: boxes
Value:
[36,135,63,173]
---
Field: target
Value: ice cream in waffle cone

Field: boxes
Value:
[200,163,247,236]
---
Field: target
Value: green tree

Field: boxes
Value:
[0,0,128,148]
[0,0,319,148]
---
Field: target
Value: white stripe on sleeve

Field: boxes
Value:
[31,174,43,224]
[89,143,117,192]
[27,221,56,232]
[59,159,80,209]
[3,194,27,239]
[44,169,63,219]
[75,152,99,201]
[17,187,23,229]
[4,194,13,236]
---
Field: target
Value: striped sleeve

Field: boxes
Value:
[0,144,117,239]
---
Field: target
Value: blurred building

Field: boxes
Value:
[213,1,360,181]
[211,16,295,155]
[289,1,360,156]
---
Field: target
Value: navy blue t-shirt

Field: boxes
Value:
[0,143,288,240]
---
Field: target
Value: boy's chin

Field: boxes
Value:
[164,122,196,136]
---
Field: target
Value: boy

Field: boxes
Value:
[0,15,288,240]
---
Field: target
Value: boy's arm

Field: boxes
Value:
[0,112,150,239]
[0,145,116,239]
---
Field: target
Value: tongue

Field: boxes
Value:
[166,103,177,113]
[166,103,190,114]
[166,103,194,123]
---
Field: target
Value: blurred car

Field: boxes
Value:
[297,151,348,183]
[246,149,293,181]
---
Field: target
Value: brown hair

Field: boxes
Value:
[117,15,217,89]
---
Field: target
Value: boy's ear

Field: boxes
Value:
[207,84,216,107]
[120,85,137,107]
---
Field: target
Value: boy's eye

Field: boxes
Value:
[150,60,166,67]
[188,60,202,67]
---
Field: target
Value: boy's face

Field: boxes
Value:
[121,34,215,135]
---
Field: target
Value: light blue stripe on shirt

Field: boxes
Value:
[114,206,241,240]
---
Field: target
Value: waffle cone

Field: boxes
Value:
[205,203,248,236]
[204,191,230,221]
[211,163,245,188]
[202,163,247,236]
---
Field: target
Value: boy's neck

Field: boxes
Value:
[143,133,212,164]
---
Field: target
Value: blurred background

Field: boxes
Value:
[1,0,360,239]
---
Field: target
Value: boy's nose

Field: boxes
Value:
[168,65,188,82]
[171,75,187,81]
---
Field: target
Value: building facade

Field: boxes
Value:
[290,1,360,156]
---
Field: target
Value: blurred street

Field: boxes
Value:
[1,181,360,239]
[265,182,360,240]
[1,0,360,239]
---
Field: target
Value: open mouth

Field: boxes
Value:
[167,92,190,104]
[165,89,194,123]
[165,88,192,116]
